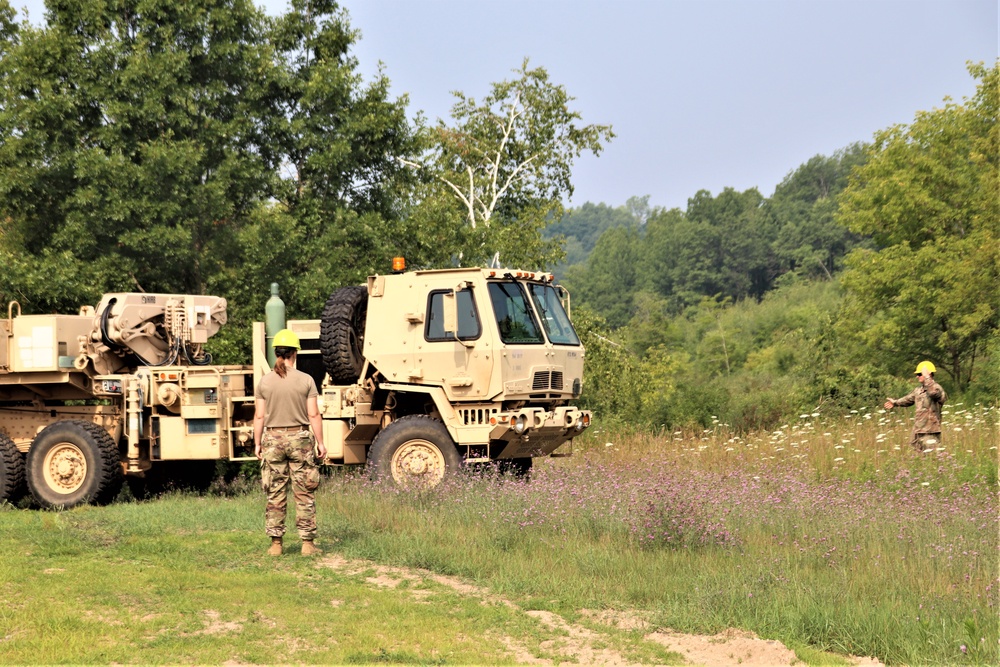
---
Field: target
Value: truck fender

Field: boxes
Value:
[374,383,461,442]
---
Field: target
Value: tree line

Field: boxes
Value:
[0,1,996,431]
[564,62,998,429]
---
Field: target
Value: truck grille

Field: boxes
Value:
[459,407,498,425]
[531,371,564,391]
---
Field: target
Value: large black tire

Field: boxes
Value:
[0,433,27,504]
[27,421,123,509]
[368,415,460,491]
[320,285,369,384]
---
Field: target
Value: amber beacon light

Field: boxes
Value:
[392,256,406,273]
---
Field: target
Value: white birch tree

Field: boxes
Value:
[401,59,613,269]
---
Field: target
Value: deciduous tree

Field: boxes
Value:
[836,61,1000,390]
[0,0,279,311]
[0,0,416,342]
[401,60,614,269]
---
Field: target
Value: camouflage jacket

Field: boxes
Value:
[892,380,947,434]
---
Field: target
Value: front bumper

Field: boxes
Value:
[488,406,592,459]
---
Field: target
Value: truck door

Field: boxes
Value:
[418,285,493,400]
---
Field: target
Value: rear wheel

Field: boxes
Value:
[0,433,26,504]
[368,416,460,491]
[27,421,123,509]
[320,285,368,384]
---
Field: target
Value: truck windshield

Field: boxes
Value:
[488,282,544,344]
[527,283,580,345]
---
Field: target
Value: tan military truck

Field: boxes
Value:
[0,264,591,507]
[309,264,591,490]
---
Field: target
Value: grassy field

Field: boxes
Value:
[1,403,996,665]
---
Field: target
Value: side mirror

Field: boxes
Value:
[442,282,475,348]
[442,290,458,336]
[557,285,571,318]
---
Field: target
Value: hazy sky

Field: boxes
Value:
[13,0,999,210]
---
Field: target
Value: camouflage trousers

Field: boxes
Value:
[911,432,941,452]
[261,429,320,540]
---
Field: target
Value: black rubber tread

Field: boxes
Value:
[27,420,123,509]
[368,415,460,490]
[0,432,27,504]
[320,285,369,384]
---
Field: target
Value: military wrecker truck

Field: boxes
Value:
[0,263,591,507]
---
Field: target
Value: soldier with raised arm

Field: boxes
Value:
[884,361,947,452]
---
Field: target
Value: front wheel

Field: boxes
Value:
[27,421,123,509]
[368,416,460,491]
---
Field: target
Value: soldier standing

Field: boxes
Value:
[884,360,947,452]
[254,329,327,556]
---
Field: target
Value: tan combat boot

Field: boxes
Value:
[267,537,283,556]
[301,540,322,556]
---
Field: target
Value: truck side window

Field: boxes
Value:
[425,289,481,341]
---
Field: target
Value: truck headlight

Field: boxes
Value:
[513,414,527,434]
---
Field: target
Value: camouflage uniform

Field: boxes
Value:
[260,428,320,540]
[890,380,947,451]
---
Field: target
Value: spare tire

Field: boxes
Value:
[320,285,369,384]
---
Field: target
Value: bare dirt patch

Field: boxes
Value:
[581,608,654,632]
[197,610,243,636]
[320,553,497,598]
[646,627,797,666]
[317,553,884,666]
[528,609,643,666]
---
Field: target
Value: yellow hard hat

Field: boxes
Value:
[915,360,936,375]
[272,329,300,350]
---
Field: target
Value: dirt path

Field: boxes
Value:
[317,554,883,666]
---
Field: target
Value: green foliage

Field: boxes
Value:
[630,280,852,430]
[559,147,867,329]
[559,64,998,429]
[544,196,647,273]
[568,186,788,327]
[571,307,647,422]
[635,188,778,312]
[404,59,614,270]
[262,0,417,301]
[577,280,865,431]
[0,0,278,311]
[836,61,1000,392]
[0,0,416,337]
[563,224,641,328]
[767,144,869,279]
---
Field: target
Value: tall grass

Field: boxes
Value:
[1,404,995,665]
[323,403,998,665]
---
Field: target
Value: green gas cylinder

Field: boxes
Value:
[264,283,286,367]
